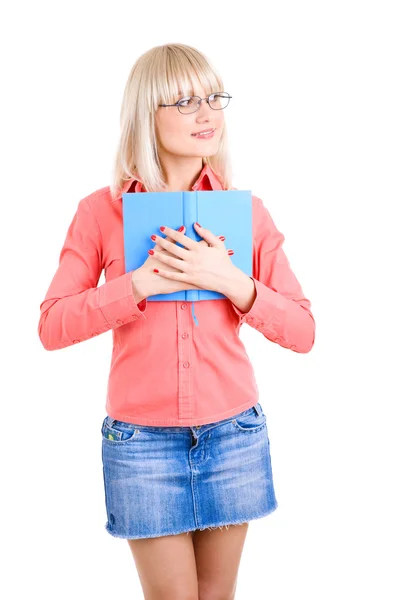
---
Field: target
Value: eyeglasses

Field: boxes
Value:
[158,92,232,115]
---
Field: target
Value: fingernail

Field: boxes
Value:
[150,235,157,241]
[195,222,201,228]
[219,236,226,241]
[160,226,165,232]
[153,268,159,273]
[228,250,234,255]
[178,225,185,232]
[148,249,154,255]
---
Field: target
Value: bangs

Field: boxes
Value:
[154,50,222,107]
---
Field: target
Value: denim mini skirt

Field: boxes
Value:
[101,402,278,539]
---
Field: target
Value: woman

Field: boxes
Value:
[38,43,315,599]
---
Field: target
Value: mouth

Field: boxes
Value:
[191,128,216,139]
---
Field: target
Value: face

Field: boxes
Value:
[154,85,225,161]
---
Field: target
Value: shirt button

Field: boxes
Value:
[72,339,80,343]
[182,333,189,339]
[91,332,99,337]
[183,361,190,368]
[116,319,123,325]
[181,303,188,309]
[132,315,139,320]
[274,337,282,343]
[290,344,297,350]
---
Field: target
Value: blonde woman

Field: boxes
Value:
[38,43,315,600]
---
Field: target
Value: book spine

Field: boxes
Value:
[185,191,197,302]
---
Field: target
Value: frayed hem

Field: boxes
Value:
[195,504,278,532]
[197,522,246,532]
[104,522,202,540]
[103,503,278,540]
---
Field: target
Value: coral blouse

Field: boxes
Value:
[38,163,315,426]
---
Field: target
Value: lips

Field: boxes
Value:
[191,128,216,136]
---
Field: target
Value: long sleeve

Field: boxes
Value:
[231,196,315,353]
[38,196,147,351]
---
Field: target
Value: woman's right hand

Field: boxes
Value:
[131,226,205,298]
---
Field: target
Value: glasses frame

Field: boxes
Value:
[158,92,232,114]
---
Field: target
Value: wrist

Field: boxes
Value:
[220,269,256,314]
[131,269,150,303]
[218,266,246,296]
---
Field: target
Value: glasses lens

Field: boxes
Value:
[178,93,231,114]
[208,93,230,110]
[178,97,200,114]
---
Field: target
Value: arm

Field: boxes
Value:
[38,196,147,351]
[221,196,315,353]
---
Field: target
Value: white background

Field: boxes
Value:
[1,1,399,598]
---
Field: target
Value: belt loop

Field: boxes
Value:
[254,403,262,416]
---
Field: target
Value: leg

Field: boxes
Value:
[193,522,249,600]
[127,531,199,600]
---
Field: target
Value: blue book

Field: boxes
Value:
[122,189,253,308]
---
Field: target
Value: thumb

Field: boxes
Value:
[193,222,219,247]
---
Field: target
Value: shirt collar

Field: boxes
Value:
[112,162,223,202]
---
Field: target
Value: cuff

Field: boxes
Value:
[99,271,147,328]
[231,276,280,327]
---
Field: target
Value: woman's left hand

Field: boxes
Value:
[150,222,239,292]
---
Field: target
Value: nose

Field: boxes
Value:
[197,97,213,115]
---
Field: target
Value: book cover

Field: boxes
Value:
[123,189,253,302]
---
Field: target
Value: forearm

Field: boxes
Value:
[219,268,315,352]
[39,272,147,350]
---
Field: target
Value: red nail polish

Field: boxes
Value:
[195,222,201,228]
[160,226,165,232]
[153,268,159,273]
[178,225,185,232]
[148,249,154,255]
[150,234,156,241]
[219,236,226,241]
[228,250,234,255]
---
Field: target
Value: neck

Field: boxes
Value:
[159,154,204,191]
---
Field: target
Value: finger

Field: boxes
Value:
[193,222,222,248]
[156,231,189,260]
[154,227,185,251]
[158,225,198,251]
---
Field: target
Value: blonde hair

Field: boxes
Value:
[110,43,233,199]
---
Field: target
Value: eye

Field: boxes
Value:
[178,96,196,107]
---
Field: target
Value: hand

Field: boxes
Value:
[150,222,238,293]
[134,226,206,297]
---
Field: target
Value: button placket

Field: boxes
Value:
[178,302,194,421]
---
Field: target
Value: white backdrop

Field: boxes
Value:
[1,0,399,598]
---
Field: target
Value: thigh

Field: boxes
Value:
[193,522,249,599]
[127,532,199,600]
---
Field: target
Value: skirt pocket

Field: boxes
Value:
[101,416,138,443]
[231,404,267,434]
